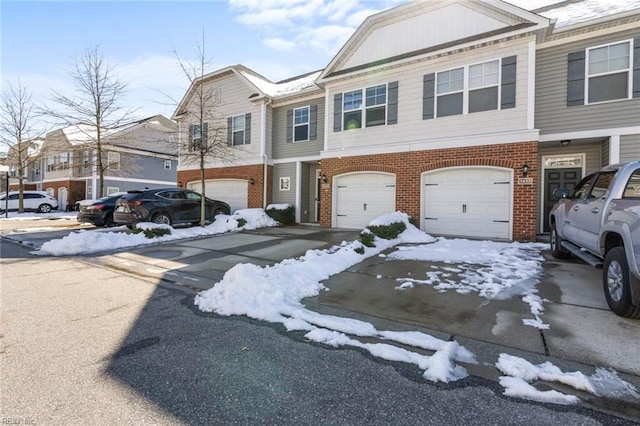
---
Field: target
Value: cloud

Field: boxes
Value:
[263,38,296,51]
[296,25,356,56]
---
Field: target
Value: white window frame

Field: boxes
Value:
[232,115,246,146]
[435,58,503,118]
[365,84,387,127]
[342,83,389,131]
[59,152,69,170]
[106,186,120,195]
[108,152,120,170]
[279,177,291,191]
[82,150,90,169]
[46,156,54,172]
[190,124,202,151]
[343,89,362,131]
[33,161,40,175]
[585,39,633,105]
[164,160,172,170]
[293,106,310,142]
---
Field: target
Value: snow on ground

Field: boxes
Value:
[0,211,78,221]
[33,209,277,256]
[389,238,550,329]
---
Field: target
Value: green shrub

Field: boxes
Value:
[359,231,376,248]
[237,218,247,228]
[354,246,365,255]
[367,221,406,240]
[408,216,418,228]
[266,205,296,225]
[132,227,172,239]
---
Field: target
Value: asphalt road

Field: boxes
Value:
[0,237,634,425]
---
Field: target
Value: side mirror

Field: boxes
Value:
[553,188,570,199]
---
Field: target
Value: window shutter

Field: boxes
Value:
[227,118,232,146]
[387,81,399,125]
[500,56,517,109]
[309,105,318,140]
[188,124,194,151]
[333,93,342,132]
[422,73,435,120]
[633,37,640,98]
[567,50,586,106]
[202,122,208,148]
[286,109,293,143]
[244,113,251,144]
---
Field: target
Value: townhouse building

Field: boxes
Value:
[174,0,640,241]
[15,115,178,209]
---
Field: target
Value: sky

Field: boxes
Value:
[1,0,561,124]
[5,208,640,405]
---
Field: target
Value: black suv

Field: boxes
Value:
[113,188,230,228]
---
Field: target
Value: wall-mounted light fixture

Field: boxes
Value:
[178,181,183,188]
[560,139,571,146]
[522,163,530,177]
[249,177,255,186]
[321,174,328,183]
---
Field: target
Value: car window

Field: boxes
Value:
[8,194,19,200]
[24,193,44,199]
[623,169,640,199]
[570,175,595,200]
[185,192,201,201]
[589,172,615,199]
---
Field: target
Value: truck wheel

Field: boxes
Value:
[603,247,640,319]
[550,223,570,259]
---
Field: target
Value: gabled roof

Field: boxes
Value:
[172,65,321,119]
[318,0,550,82]
[535,0,640,30]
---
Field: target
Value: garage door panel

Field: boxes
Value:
[335,173,395,229]
[188,179,247,213]
[424,167,511,239]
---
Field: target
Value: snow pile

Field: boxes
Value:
[195,212,476,383]
[33,208,277,256]
[497,354,639,405]
[389,238,549,328]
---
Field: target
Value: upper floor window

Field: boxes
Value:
[293,107,309,142]
[468,60,499,113]
[46,156,54,172]
[232,115,245,146]
[365,84,387,127]
[82,150,90,169]
[226,113,251,146]
[436,67,464,117]
[343,90,363,130]
[108,152,120,170]
[189,123,207,151]
[59,152,69,170]
[587,41,631,104]
[33,161,40,175]
[164,160,172,170]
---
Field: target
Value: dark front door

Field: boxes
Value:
[543,167,581,232]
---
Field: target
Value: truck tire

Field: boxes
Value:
[550,223,570,259]
[603,247,640,319]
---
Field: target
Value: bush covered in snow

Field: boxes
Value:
[265,204,295,225]
[132,226,172,239]
[359,219,407,247]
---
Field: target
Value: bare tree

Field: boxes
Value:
[41,45,135,198]
[173,30,239,226]
[0,81,43,212]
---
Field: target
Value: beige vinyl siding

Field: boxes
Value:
[536,29,640,135]
[272,97,325,160]
[602,140,610,167]
[537,140,603,231]
[326,38,532,152]
[272,163,297,206]
[621,134,640,162]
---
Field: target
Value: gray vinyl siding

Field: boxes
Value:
[536,29,640,134]
[272,163,297,207]
[105,152,177,182]
[272,97,324,160]
[102,179,168,193]
[621,134,640,162]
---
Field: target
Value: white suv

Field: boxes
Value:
[0,191,59,213]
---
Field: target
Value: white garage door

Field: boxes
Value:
[423,167,511,239]
[187,179,248,213]
[334,173,396,229]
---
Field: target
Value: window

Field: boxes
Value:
[108,152,120,170]
[365,84,386,127]
[293,107,309,142]
[623,169,640,198]
[343,90,362,130]
[106,187,120,195]
[164,160,172,170]
[33,161,40,175]
[82,150,90,169]
[587,41,631,103]
[59,153,69,170]
[46,156,54,172]
[589,172,614,199]
[232,115,245,146]
[279,177,290,191]
[190,123,208,151]
[185,191,201,201]
[468,60,499,113]
[436,67,464,117]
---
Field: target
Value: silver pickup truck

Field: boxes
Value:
[549,161,640,319]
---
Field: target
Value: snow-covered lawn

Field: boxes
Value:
[0,211,78,221]
[26,209,640,405]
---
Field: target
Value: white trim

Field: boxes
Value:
[539,126,640,142]
[539,153,586,233]
[331,171,396,228]
[324,87,330,152]
[539,20,639,48]
[527,40,536,130]
[104,145,177,160]
[295,161,302,223]
[322,130,539,159]
[293,106,311,142]
[584,39,633,105]
[100,176,177,185]
[609,135,621,164]
[315,169,321,222]
[279,176,291,191]
[273,155,321,165]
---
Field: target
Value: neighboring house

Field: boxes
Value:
[35,115,178,210]
[5,137,43,192]
[175,0,640,241]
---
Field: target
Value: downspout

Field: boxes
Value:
[260,98,272,208]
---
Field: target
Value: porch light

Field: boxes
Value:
[321,174,328,183]
[522,163,530,177]
[560,139,571,146]
[249,177,255,185]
